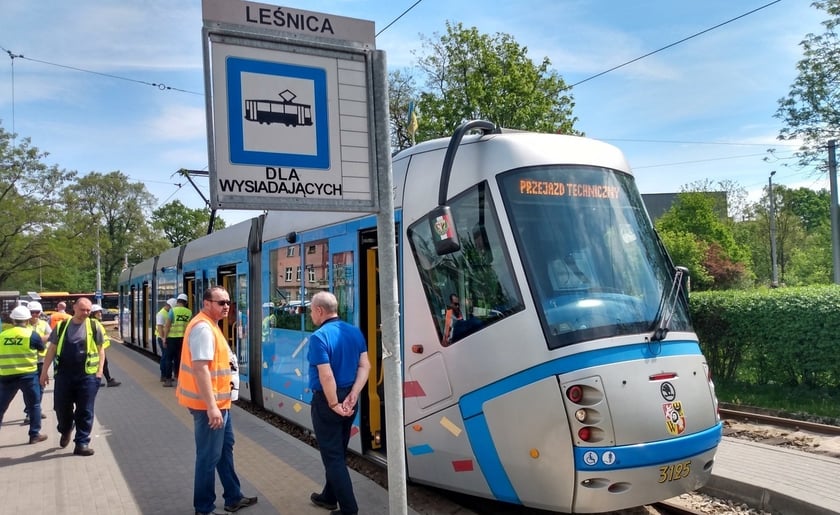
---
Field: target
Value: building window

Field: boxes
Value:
[285,267,293,282]
[308,266,316,283]
[307,245,317,254]
[296,266,302,281]
[286,246,296,257]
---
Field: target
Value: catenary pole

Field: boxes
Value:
[769,172,779,287]
[829,140,840,284]
[372,49,408,514]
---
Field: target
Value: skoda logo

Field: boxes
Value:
[660,382,676,401]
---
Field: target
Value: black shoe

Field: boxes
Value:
[29,433,48,444]
[224,496,257,512]
[59,431,72,448]
[163,380,174,387]
[107,379,121,387]
[329,511,357,515]
[310,493,338,511]
[23,416,30,425]
[73,445,95,456]
[195,512,224,515]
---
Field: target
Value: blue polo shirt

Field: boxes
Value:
[307,318,367,391]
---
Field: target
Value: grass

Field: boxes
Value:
[716,381,840,423]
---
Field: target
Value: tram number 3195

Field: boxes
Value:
[658,461,691,483]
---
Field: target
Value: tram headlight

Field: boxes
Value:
[574,408,587,422]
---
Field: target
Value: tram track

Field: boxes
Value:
[719,405,840,436]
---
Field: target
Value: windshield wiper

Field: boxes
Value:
[651,266,687,342]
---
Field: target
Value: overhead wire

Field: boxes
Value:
[0,0,804,189]
[568,0,783,89]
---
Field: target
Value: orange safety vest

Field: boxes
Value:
[49,311,71,331]
[176,311,232,410]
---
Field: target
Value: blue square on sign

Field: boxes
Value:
[226,57,329,169]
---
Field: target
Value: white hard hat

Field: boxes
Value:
[177,293,188,302]
[10,305,31,321]
[27,301,43,312]
[90,304,103,313]
[167,298,177,307]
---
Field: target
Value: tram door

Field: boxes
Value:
[230,263,250,377]
[219,266,237,348]
[358,227,396,455]
[142,282,152,349]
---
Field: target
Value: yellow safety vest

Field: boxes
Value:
[168,306,192,338]
[176,311,232,410]
[0,325,38,376]
[29,319,50,358]
[55,319,101,375]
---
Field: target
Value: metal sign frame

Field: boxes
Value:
[202,1,379,212]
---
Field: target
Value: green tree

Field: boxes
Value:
[152,200,226,247]
[413,21,579,141]
[63,171,161,290]
[656,192,752,289]
[775,0,840,168]
[0,125,77,289]
[657,230,713,289]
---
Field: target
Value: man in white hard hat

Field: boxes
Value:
[90,304,120,387]
[0,305,48,444]
[163,293,191,387]
[157,298,177,382]
[23,301,50,424]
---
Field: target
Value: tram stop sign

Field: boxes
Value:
[202,0,379,212]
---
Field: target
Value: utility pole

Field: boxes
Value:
[769,171,779,287]
[96,225,102,305]
[829,140,840,284]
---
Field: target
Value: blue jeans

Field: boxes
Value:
[24,363,45,416]
[0,372,42,437]
[54,373,99,445]
[311,387,357,514]
[190,408,243,513]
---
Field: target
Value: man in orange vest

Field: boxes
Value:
[48,301,72,331]
[176,286,257,515]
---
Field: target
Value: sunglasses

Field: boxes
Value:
[210,300,232,306]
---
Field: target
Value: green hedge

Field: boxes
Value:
[691,285,840,388]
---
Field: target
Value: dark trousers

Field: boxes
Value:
[53,373,99,446]
[311,387,357,515]
[163,337,183,379]
[157,337,166,379]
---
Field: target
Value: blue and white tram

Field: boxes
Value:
[119,122,721,513]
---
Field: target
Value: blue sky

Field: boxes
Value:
[0,0,826,225]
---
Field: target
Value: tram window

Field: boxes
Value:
[407,182,524,346]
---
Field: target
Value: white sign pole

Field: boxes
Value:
[372,50,407,514]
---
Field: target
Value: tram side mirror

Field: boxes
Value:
[471,224,493,263]
[428,205,461,255]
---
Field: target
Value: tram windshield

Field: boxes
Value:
[498,165,691,349]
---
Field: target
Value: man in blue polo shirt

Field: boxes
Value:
[307,292,370,515]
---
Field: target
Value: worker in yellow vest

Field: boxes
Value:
[176,286,257,514]
[90,304,120,387]
[0,305,48,444]
[157,299,176,382]
[163,293,191,387]
[40,297,105,457]
[24,301,50,424]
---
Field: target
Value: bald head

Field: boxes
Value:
[72,297,93,323]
